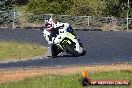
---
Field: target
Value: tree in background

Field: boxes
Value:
[105,0,132,18]
[15,0,28,5]
[105,0,120,17]
[21,0,132,17]
[0,0,15,24]
[27,0,106,16]
[27,0,73,15]
[67,0,106,16]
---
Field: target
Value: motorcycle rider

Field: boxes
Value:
[43,17,81,57]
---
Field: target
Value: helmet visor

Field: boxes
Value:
[47,24,52,28]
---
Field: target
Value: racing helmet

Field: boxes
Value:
[45,17,54,28]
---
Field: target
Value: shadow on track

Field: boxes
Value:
[47,54,80,58]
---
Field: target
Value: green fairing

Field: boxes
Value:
[57,33,75,49]
[66,33,76,39]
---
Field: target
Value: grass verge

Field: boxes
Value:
[0,71,131,88]
[0,64,132,88]
[0,41,47,61]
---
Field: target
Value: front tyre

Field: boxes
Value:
[63,42,79,57]
[51,44,62,58]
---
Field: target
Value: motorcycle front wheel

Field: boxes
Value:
[63,42,79,57]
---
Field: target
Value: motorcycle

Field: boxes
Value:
[43,28,86,57]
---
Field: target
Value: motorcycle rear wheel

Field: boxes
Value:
[80,49,86,56]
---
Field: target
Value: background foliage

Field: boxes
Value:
[0,0,15,24]
[0,0,131,25]
[27,0,132,18]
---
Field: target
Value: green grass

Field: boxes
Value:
[0,71,131,88]
[0,41,47,61]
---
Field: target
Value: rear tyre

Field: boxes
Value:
[63,42,79,57]
[79,43,86,56]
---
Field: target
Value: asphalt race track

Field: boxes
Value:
[0,29,132,68]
